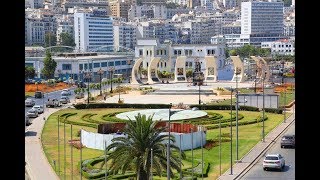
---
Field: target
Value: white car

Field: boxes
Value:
[26,108,38,118]
[25,98,35,107]
[32,105,44,114]
[263,154,285,171]
[61,89,71,96]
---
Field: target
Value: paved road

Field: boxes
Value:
[240,122,295,179]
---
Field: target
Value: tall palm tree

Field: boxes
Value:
[105,113,185,180]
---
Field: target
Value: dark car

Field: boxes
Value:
[280,134,295,148]
[35,91,44,98]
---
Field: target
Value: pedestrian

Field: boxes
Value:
[104,95,106,101]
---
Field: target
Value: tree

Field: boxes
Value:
[45,32,57,47]
[41,50,57,79]
[25,66,35,79]
[105,113,185,180]
[60,32,76,47]
[186,68,193,78]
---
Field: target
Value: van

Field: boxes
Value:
[35,91,44,98]
[46,98,61,108]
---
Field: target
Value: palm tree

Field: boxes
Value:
[105,113,185,180]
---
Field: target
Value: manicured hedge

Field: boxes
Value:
[204,116,268,130]
[74,103,171,109]
[190,104,259,112]
[59,113,97,128]
[264,108,283,114]
[101,112,128,123]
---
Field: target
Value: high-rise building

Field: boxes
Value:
[241,0,284,46]
[74,11,114,52]
[28,0,44,9]
[113,22,137,50]
[223,0,237,9]
[109,0,136,21]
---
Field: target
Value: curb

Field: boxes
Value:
[234,115,295,180]
[39,108,61,180]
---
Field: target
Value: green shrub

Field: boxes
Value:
[264,108,283,114]
[190,105,259,112]
[74,103,171,109]
[58,113,97,128]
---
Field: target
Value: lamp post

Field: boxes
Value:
[167,103,172,180]
[230,87,233,175]
[127,60,131,83]
[281,60,286,123]
[262,72,266,142]
[108,67,115,93]
[254,69,258,93]
[85,71,92,104]
[97,68,104,96]
[197,73,203,105]
[235,69,239,162]
[150,148,153,180]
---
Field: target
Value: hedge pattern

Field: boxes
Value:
[74,103,171,109]
[58,113,97,128]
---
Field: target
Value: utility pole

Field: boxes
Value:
[230,87,233,175]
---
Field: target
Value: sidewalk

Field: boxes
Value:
[25,107,60,180]
[218,106,295,180]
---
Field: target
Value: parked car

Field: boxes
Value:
[61,89,71,96]
[34,91,44,98]
[76,81,86,88]
[75,92,84,99]
[26,108,38,118]
[59,96,70,104]
[25,98,35,107]
[263,154,285,171]
[280,134,295,148]
[32,105,44,114]
[46,98,61,108]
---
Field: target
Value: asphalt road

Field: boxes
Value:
[25,85,106,115]
[240,121,295,179]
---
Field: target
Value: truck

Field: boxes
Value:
[46,98,61,108]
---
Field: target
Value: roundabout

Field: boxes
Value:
[115,108,208,121]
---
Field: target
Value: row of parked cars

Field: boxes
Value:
[262,134,295,171]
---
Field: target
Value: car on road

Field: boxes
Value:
[263,154,285,171]
[25,98,35,107]
[46,98,61,108]
[26,108,38,118]
[59,96,70,104]
[32,105,44,114]
[280,134,295,148]
[75,92,84,99]
[61,89,71,96]
[34,91,44,98]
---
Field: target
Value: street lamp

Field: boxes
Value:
[97,68,104,96]
[281,60,286,123]
[196,73,204,105]
[84,70,92,104]
[230,87,233,175]
[108,67,115,93]
[127,60,131,83]
[254,69,258,93]
[167,103,172,180]
[262,72,267,142]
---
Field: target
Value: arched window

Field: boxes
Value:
[164,50,166,55]
[164,62,167,67]
[174,50,177,55]
[160,50,163,55]
[146,50,149,55]
[161,62,163,68]
[146,62,148,67]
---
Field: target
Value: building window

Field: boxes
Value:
[146,62,148,67]
[161,62,163,68]
[185,50,188,55]
[101,62,107,67]
[62,64,71,70]
[164,50,166,55]
[189,50,192,55]
[93,63,100,68]
[160,50,163,55]
[164,62,167,67]
[150,50,152,56]
[146,50,149,56]
[186,62,188,67]
[189,62,192,67]
[207,50,210,54]
[174,50,177,55]
[157,50,159,55]
[79,64,83,70]
[178,50,181,55]
[84,64,88,70]
[108,62,114,66]
[139,49,143,56]
[122,61,126,65]
[115,61,121,66]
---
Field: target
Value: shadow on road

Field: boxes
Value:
[25,131,37,136]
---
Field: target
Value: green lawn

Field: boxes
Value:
[41,108,285,179]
